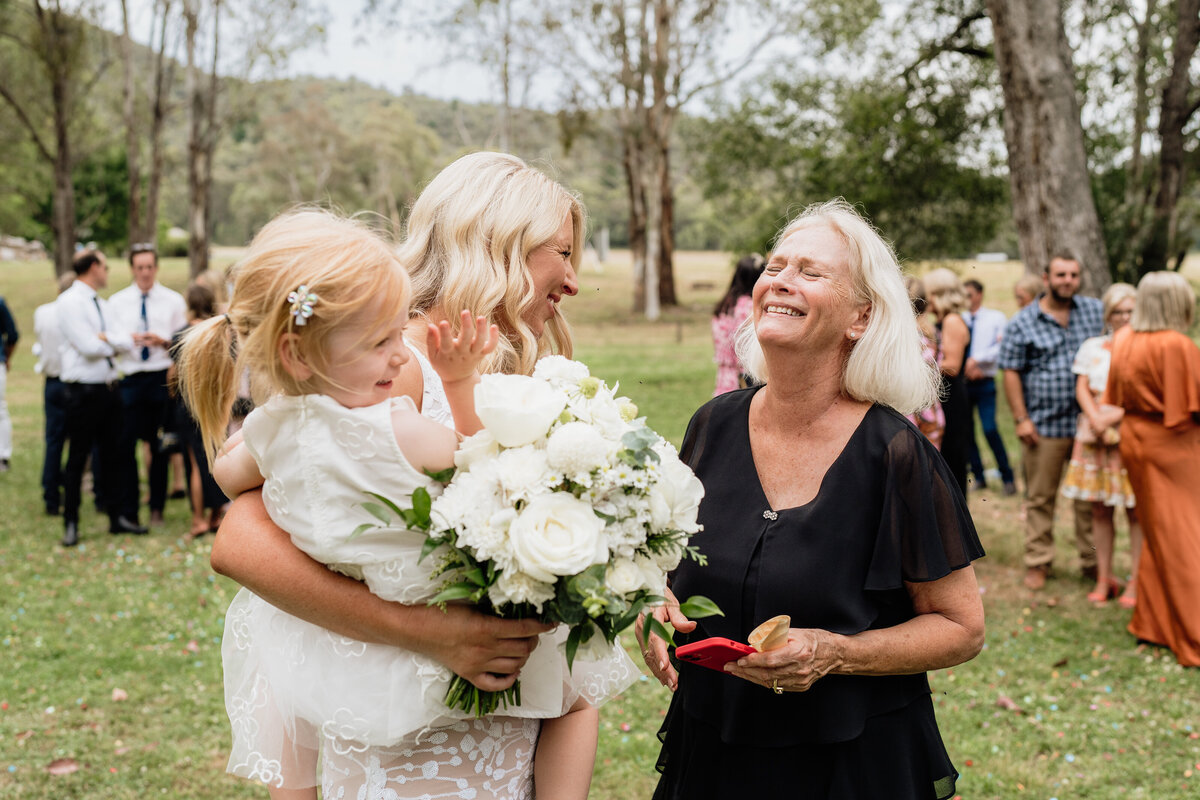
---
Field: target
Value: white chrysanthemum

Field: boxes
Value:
[546,422,614,476]
[459,508,518,564]
[533,355,590,386]
[431,471,500,534]
[494,447,557,502]
[489,569,556,611]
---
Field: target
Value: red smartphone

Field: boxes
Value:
[675,637,756,672]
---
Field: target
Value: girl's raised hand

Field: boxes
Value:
[426,310,499,385]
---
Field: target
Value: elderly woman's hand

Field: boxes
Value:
[724,628,842,694]
[635,587,697,692]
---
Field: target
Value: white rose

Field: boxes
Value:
[533,355,590,385]
[604,558,644,595]
[454,429,499,472]
[546,422,614,475]
[635,554,669,595]
[508,493,608,583]
[648,445,704,533]
[475,373,567,448]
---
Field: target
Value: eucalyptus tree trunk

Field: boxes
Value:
[144,0,174,243]
[985,0,1110,294]
[1140,0,1199,272]
[119,0,144,245]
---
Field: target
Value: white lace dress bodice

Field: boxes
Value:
[223,392,639,793]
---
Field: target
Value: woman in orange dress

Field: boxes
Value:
[1104,271,1200,666]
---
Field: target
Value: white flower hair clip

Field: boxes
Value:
[287,285,318,326]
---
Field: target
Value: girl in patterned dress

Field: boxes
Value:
[177,208,632,799]
[711,254,765,395]
[1061,282,1141,607]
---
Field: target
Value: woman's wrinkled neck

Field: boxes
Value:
[756,347,855,429]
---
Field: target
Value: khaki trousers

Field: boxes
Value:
[1021,437,1095,571]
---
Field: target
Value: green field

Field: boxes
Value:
[2,252,1198,798]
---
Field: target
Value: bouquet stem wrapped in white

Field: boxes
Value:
[362,356,719,716]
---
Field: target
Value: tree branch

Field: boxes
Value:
[0,83,53,162]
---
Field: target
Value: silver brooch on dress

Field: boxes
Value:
[287,285,318,326]
[762,510,778,521]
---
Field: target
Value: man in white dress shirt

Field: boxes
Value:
[32,271,78,514]
[962,279,1016,495]
[58,250,148,546]
[109,243,187,528]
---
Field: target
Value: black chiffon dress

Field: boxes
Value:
[936,319,971,496]
[654,387,983,800]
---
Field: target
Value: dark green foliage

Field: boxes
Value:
[688,71,1009,261]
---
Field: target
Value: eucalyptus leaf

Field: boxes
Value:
[677,595,724,619]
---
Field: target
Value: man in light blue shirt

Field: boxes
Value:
[962,279,1015,495]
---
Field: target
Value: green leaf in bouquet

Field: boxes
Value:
[424,466,456,484]
[363,491,404,519]
[418,536,443,563]
[564,623,597,672]
[677,594,724,619]
[347,522,377,541]
[411,486,432,521]
[642,615,676,650]
[429,583,481,605]
[621,427,659,452]
[462,567,487,588]
[611,599,644,636]
[361,501,394,525]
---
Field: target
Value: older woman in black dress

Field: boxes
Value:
[639,200,985,800]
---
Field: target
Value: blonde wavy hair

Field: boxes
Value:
[1101,282,1137,332]
[1132,271,1196,332]
[735,199,939,415]
[176,208,409,463]
[922,267,967,318]
[398,151,583,377]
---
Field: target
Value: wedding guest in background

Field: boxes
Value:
[1105,271,1200,666]
[1061,283,1140,607]
[962,279,1016,494]
[712,254,764,395]
[58,250,146,547]
[168,283,228,539]
[999,254,1103,590]
[1013,273,1041,309]
[904,275,945,450]
[109,243,188,528]
[641,200,984,800]
[924,268,971,495]
[32,271,77,511]
[0,294,19,473]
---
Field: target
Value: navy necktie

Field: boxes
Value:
[93,296,115,369]
[140,293,150,361]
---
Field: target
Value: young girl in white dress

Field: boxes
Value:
[177,209,634,800]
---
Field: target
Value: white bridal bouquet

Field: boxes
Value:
[361,356,719,715]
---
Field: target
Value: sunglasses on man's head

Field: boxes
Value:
[130,242,156,254]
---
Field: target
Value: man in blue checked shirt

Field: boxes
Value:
[1000,255,1104,591]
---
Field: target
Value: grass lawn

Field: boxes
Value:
[1,251,1198,798]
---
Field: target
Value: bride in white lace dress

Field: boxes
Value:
[211,153,639,800]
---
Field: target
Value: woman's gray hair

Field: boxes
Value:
[1132,271,1196,333]
[735,199,939,415]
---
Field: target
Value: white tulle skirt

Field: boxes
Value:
[222,588,639,789]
